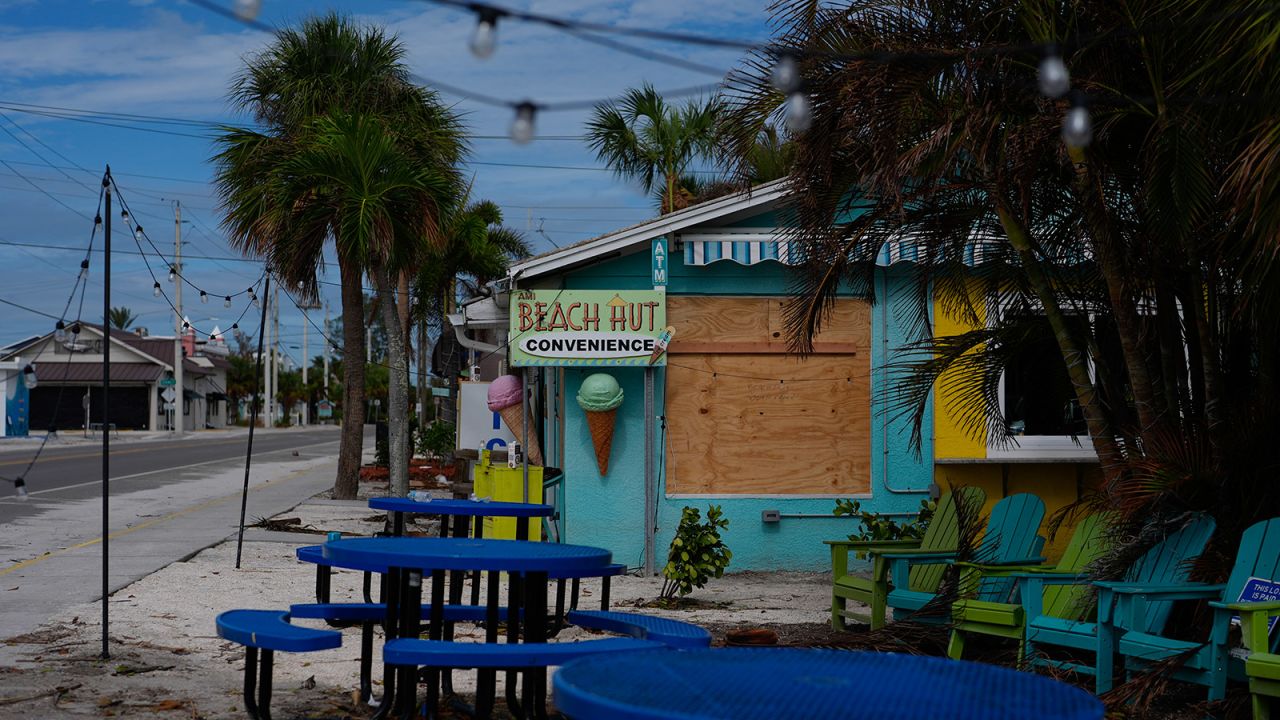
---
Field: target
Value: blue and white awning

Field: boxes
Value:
[680,231,1007,268]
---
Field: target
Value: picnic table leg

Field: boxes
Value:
[443,515,470,696]
[475,570,501,719]
[395,570,424,720]
[359,621,374,703]
[505,571,524,718]
[370,569,399,720]
[525,572,549,720]
[314,564,331,604]
[570,578,580,611]
[518,517,530,541]
[423,569,446,719]
[601,576,611,610]
[242,646,262,720]
[470,518,483,605]
[257,649,274,720]
[552,579,566,635]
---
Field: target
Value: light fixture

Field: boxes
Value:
[200,291,208,304]
[22,364,37,389]
[79,259,89,280]
[470,8,500,59]
[153,281,162,297]
[168,265,176,282]
[1037,52,1070,99]
[770,52,800,94]
[134,225,143,239]
[231,323,239,331]
[1062,98,1092,148]
[55,320,67,343]
[510,102,536,145]
[233,0,262,21]
[182,321,190,330]
[224,296,232,308]
[94,214,102,227]
[785,92,811,133]
[13,477,27,501]
[120,209,129,224]
[69,322,80,337]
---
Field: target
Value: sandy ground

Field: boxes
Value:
[0,490,837,719]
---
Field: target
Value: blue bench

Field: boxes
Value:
[289,602,512,623]
[566,610,711,649]
[216,610,341,720]
[383,636,663,668]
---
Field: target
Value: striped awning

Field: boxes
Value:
[680,232,1008,268]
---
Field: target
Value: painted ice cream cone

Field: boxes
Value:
[577,373,624,476]
[487,375,543,466]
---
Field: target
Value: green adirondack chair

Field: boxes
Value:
[878,492,1046,625]
[1240,602,1280,719]
[1106,517,1280,702]
[1019,512,1215,693]
[947,511,1113,666]
[826,487,986,631]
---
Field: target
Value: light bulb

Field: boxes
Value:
[182,321,190,330]
[1038,55,1070,99]
[120,209,128,223]
[14,477,28,501]
[22,365,36,389]
[94,214,102,226]
[134,225,143,239]
[233,0,262,21]
[168,265,176,282]
[79,259,89,280]
[153,281,162,297]
[224,296,232,308]
[785,92,811,133]
[252,295,261,309]
[69,322,80,337]
[1062,104,1092,147]
[510,102,536,145]
[771,53,799,94]
[296,280,304,290]
[231,323,239,331]
[470,11,498,59]
[54,320,67,343]
[200,291,208,304]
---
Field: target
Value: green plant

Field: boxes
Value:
[834,497,936,556]
[417,420,455,458]
[660,505,732,599]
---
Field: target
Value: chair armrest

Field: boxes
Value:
[877,550,958,562]
[824,539,921,549]
[1210,600,1280,613]
[1092,581,1225,599]
[1010,571,1090,583]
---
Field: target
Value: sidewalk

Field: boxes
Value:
[0,424,335,450]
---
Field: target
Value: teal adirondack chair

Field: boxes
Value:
[1107,517,1280,701]
[878,492,1046,624]
[826,487,986,630]
[1240,602,1280,719]
[948,511,1113,666]
[1020,513,1215,693]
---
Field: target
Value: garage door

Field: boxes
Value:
[29,386,151,431]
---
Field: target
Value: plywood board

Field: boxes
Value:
[667,296,870,354]
[665,353,871,495]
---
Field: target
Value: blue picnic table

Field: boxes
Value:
[553,647,1104,720]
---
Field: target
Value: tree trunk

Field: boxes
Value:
[376,267,411,498]
[333,256,367,500]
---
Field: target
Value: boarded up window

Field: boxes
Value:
[664,297,871,495]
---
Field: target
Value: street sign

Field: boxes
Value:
[159,376,176,387]
[161,387,176,403]
[431,387,451,397]
[317,399,333,418]
[163,402,175,411]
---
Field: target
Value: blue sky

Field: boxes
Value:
[0,0,771,363]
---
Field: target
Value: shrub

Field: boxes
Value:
[660,505,732,599]
[417,420,455,459]
[834,497,936,557]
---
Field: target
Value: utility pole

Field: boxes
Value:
[301,304,309,426]
[262,288,272,428]
[322,301,330,397]
[172,201,183,436]
[271,284,279,426]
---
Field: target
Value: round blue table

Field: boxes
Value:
[323,536,613,720]
[553,647,1104,720]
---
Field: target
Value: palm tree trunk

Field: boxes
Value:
[375,266,411,497]
[333,255,367,500]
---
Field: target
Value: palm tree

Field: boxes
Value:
[586,84,722,214]
[723,0,1280,620]
[284,112,456,497]
[108,307,137,331]
[214,13,464,498]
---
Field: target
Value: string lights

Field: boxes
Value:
[79,258,89,280]
[510,102,536,145]
[1062,93,1093,148]
[470,8,500,59]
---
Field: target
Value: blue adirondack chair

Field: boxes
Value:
[878,492,1046,624]
[1105,517,1280,701]
[1018,513,1216,693]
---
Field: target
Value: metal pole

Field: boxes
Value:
[322,301,330,396]
[521,367,530,505]
[100,169,111,659]
[302,305,309,426]
[236,275,271,568]
[643,367,655,576]
[173,201,183,436]
[271,286,279,426]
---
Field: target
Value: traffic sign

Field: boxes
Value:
[317,399,333,418]
[159,376,176,387]
[161,387,176,403]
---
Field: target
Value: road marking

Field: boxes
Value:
[0,440,339,498]
[0,462,322,577]
[0,432,338,467]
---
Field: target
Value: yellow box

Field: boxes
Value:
[473,451,543,541]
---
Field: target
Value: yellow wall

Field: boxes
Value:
[932,289,986,459]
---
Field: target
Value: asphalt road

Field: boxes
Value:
[0,427,342,524]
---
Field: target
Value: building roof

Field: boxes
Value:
[508,179,791,281]
[33,362,163,384]
[84,324,214,376]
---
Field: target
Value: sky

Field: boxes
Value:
[0,0,772,365]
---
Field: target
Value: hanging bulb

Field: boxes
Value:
[94,214,102,227]
[770,53,800,94]
[168,265,176,282]
[231,323,239,331]
[54,320,67,343]
[69,322,80,337]
[153,281,162,297]
[296,280,304,290]
[120,209,129,224]
[22,364,36,389]
[1062,103,1092,148]
[252,294,261,309]
[134,225,143,239]
[510,102,536,145]
[13,477,28,501]
[470,9,499,59]
[1038,53,1070,99]
[233,0,262,21]
[182,321,190,330]
[200,291,208,304]
[785,92,812,133]
[79,259,89,280]
[224,295,232,308]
